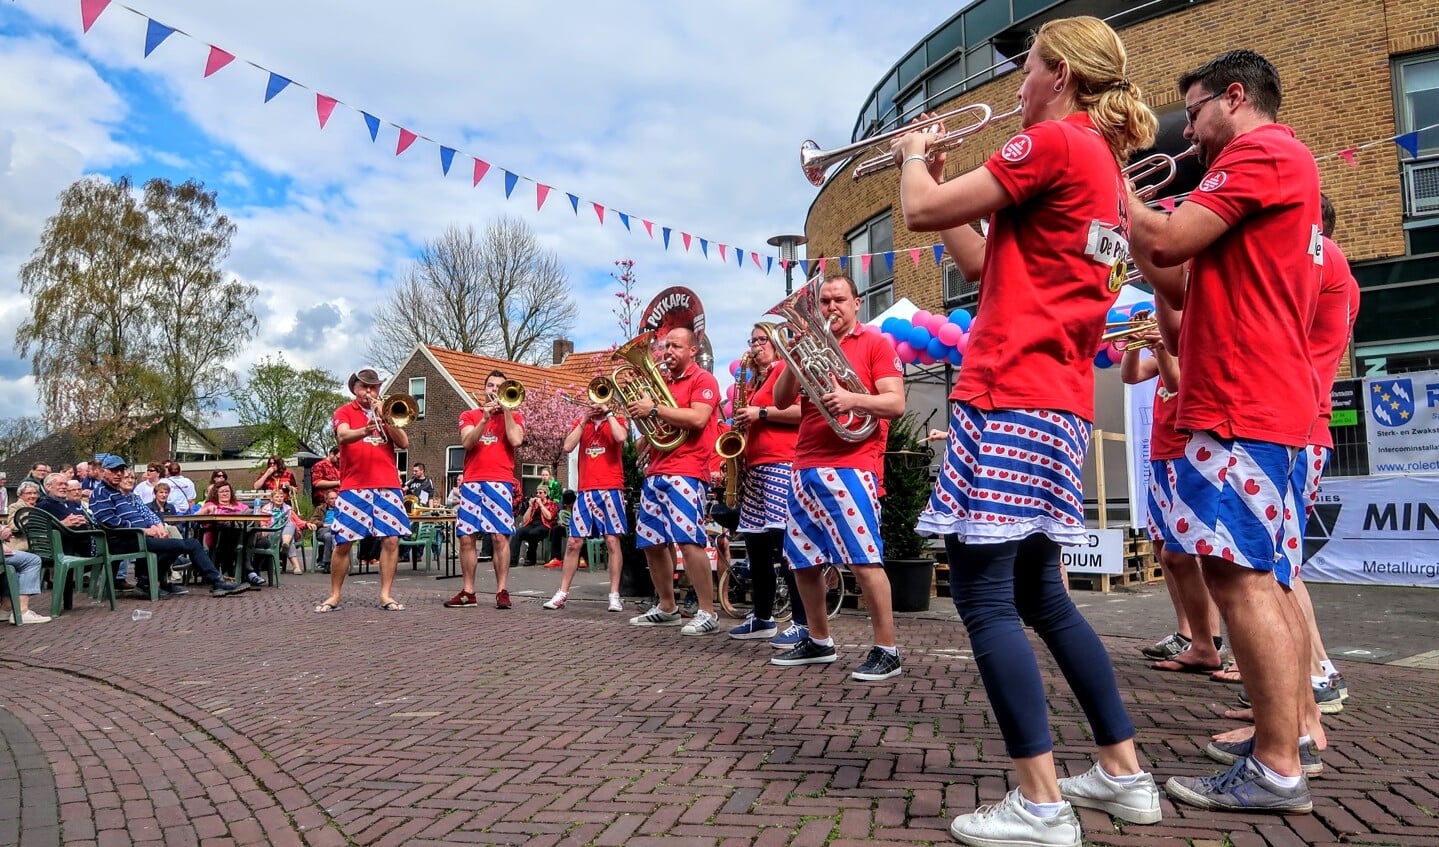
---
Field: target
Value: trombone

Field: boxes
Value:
[364,388,418,441]
[471,379,525,411]
[800,102,1021,185]
[1125,146,1197,202]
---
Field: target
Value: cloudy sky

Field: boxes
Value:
[0,0,968,423]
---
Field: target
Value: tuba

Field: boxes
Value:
[757,280,879,442]
[596,331,688,451]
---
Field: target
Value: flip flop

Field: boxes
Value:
[379,600,407,611]
[1211,660,1244,684]
[1153,659,1223,674]
[313,602,341,613]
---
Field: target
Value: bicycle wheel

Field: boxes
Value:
[773,576,793,624]
[822,565,845,620]
[717,567,750,620]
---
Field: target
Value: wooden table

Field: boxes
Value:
[410,513,459,578]
[162,513,270,580]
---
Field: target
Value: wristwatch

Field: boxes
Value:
[649,405,659,419]
[758,407,769,420]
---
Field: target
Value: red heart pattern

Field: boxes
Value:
[1196,447,1212,462]
[1195,539,1213,555]
[1244,479,1261,495]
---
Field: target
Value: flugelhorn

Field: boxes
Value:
[1124,146,1197,202]
[800,103,1020,185]
[595,331,687,451]
[756,280,878,442]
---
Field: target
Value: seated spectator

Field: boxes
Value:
[38,472,91,558]
[197,482,266,586]
[203,469,230,501]
[314,489,339,574]
[254,455,297,504]
[7,482,41,552]
[510,487,558,568]
[145,482,182,517]
[446,482,462,508]
[310,445,341,508]
[0,470,8,515]
[89,455,248,598]
[164,461,196,511]
[1,524,49,625]
[256,487,317,575]
[21,463,49,491]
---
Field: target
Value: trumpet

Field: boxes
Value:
[1125,146,1197,202]
[756,280,878,442]
[594,331,687,451]
[801,102,1021,185]
[1101,311,1159,351]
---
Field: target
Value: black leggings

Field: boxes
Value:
[742,528,805,626]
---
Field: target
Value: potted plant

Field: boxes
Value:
[880,412,937,612]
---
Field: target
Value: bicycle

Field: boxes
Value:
[718,560,844,622]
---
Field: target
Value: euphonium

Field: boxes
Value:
[598,331,688,451]
[757,281,878,442]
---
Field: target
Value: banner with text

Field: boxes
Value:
[1061,529,1125,575]
[1364,369,1439,475]
[1303,474,1439,588]
[1126,379,1158,535]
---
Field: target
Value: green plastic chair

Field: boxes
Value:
[2,547,23,626]
[15,507,117,617]
[100,526,161,602]
[398,522,438,572]
[244,523,285,587]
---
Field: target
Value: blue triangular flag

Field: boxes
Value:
[618,212,631,231]
[884,251,895,270]
[439,146,456,176]
[264,72,292,103]
[933,244,945,265]
[766,257,774,274]
[143,19,174,57]
[1394,131,1421,158]
[504,171,519,198]
[700,238,709,257]
[839,255,849,270]
[800,260,810,277]
[362,112,380,141]
[567,193,580,214]
[663,227,672,249]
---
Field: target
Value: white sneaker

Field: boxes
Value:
[680,609,720,636]
[1057,763,1161,824]
[607,593,624,612]
[542,591,568,610]
[949,789,1080,847]
[629,606,682,626]
[18,609,52,625]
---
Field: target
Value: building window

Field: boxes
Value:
[942,261,978,310]
[520,463,547,496]
[394,449,408,476]
[409,377,427,419]
[848,212,895,322]
[1397,53,1439,221]
[446,445,464,494]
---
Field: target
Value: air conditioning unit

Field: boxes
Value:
[943,262,978,308]
[1404,159,1439,217]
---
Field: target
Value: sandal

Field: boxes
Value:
[313,602,341,613]
[379,600,407,611]
[1210,658,1244,684]
[1153,658,1223,674]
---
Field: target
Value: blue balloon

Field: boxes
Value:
[1107,307,1130,326]
[1094,349,1114,369]
[908,325,932,348]
[948,309,972,332]
[926,337,948,359]
[947,347,964,366]
[881,316,903,336]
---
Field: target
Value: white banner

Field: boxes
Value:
[1363,369,1439,475]
[1061,529,1125,575]
[1303,474,1439,588]
[1126,378,1158,535]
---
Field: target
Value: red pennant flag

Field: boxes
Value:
[396,129,418,156]
[861,254,873,274]
[818,257,827,273]
[81,0,112,32]
[682,233,692,251]
[718,244,728,263]
[909,248,922,267]
[752,252,763,269]
[1157,197,1176,212]
[1337,148,1357,166]
[593,203,606,224]
[203,45,235,77]
[642,219,654,238]
[315,94,337,129]
[536,184,551,211]
[472,159,490,186]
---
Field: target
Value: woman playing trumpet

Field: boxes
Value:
[895,16,1161,845]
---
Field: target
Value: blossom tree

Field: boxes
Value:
[611,259,642,339]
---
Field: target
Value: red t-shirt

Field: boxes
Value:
[459,409,524,483]
[1178,124,1322,447]
[259,469,296,502]
[1150,380,1186,460]
[954,112,1127,421]
[794,328,901,475]
[744,362,799,466]
[576,416,627,490]
[309,458,339,505]
[1308,237,1361,449]
[645,363,720,479]
[332,401,402,490]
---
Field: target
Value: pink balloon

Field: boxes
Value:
[1106,343,1124,364]
[955,332,969,354]
[926,312,948,335]
[937,322,963,346]
[725,384,736,399]
[728,359,741,376]
[895,341,917,363]
[917,351,937,365]
[912,310,933,329]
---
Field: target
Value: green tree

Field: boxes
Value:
[234,353,348,455]
[15,175,258,451]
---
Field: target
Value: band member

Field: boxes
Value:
[897,16,1161,843]
[768,276,905,680]
[543,400,629,612]
[314,368,410,613]
[624,327,722,635]
[448,370,525,610]
[1129,50,1321,814]
[724,326,802,643]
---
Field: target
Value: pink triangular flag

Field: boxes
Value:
[818,257,827,273]
[752,252,763,269]
[81,0,112,32]
[682,233,692,251]
[315,94,338,129]
[1157,196,1176,212]
[593,203,606,224]
[472,159,490,186]
[396,128,418,156]
[203,45,235,77]
[536,184,551,211]
[1337,148,1357,167]
[718,244,728,263]
[861,254,873,274]
[642,219,654,238]
[909,248,922,267]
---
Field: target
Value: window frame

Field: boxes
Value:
[408,377,427,419]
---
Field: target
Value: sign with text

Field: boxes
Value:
[1303,474,1439,588]
[1364,369,1439,475]
[1061,529,1125,575]
[1127,378,1158,536]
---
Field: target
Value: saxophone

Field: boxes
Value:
[714,352,754,508]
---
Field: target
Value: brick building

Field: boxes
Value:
[802,0,1439,514]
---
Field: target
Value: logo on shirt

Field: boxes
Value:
[1369,379,1414,429]
[1085,221,1130,293]
[479,433,498,446]
[1000,134,1032,162]
[700,388,716,401]
[1198,170,1227,192]
[585,444,607,459]
[1309,224,1324,266]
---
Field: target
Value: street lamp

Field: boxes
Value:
[767,233,807,296]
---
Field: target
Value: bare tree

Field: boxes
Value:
[369,217,577,370]
[0,417,46,463]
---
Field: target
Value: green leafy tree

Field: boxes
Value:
[234,353,348,455]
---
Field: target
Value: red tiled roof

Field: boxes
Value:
[424,345,615,400]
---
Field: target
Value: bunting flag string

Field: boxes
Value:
[78,1,1439,279]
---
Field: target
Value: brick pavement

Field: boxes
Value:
[2,569,1438,846]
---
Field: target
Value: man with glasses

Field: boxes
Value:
[1130,50,1323,814]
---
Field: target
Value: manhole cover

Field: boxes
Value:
[1330,646,1395,663]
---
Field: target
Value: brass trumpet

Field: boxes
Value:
[801,102,1021,185]
[1101,311,1159,351]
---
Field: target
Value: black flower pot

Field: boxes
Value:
[883,557,934,612]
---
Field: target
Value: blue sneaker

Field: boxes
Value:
[728,615,777,640]
[1165,757,1312,813]
[770,623,808,649]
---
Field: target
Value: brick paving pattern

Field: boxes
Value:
[2,569,1437,846]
